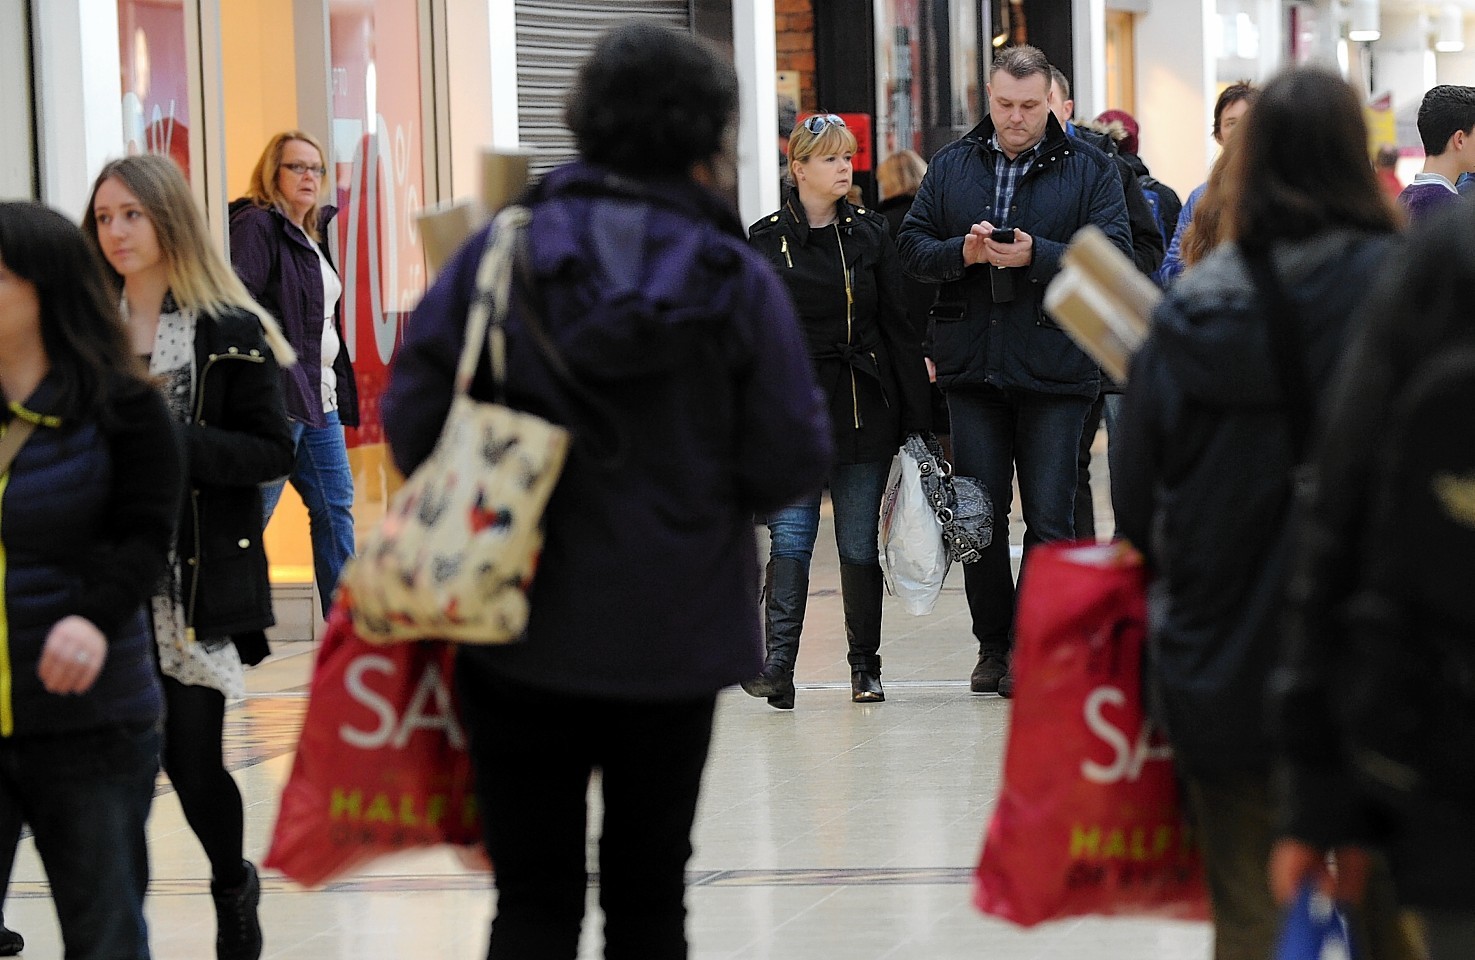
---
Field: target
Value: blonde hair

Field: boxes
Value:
[83,154,296,365]
[243,130,329,242]
[787,117,859,183]
[877,149,926,200]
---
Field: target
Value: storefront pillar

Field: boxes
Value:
[32,0,125,218]
[1134,0,1214,198]
[443,0,519,201]
[735,0,780,227]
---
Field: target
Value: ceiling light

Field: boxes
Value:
[1436,4,1465,53]
[1348,0,1381,42]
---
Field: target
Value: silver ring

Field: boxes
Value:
[73,650,90,664]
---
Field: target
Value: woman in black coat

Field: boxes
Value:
[743,116,931,708]
[1112,69,1415,960]
[86,155,293,960]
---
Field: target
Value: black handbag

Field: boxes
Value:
[902,433,993,564]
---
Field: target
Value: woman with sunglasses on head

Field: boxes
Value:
[0,200,182,960]
[83,154,295,960]
[744,114,931,709]
[229,131,358,619]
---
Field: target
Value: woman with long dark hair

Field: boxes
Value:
[1112,67,1415,960]
[0,200,182,959]
[84,155,294,960]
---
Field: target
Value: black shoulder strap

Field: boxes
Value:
[1242,245,1314,460]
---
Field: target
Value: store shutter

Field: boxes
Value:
[515,1,693,177]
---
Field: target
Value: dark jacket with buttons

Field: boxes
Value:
[748,191,931,464]
[178,306,295,660]
[228,201,359,428]
[896,113,1133,398]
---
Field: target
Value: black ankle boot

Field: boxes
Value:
[740,664,795,709]
[0,917,22,957]
[742,557,808,709]
[212,860,262,960]
[850,669,884,702]
[840,562,885,703]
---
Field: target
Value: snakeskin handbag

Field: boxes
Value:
[903,433,993,564]
[340,206,570,645]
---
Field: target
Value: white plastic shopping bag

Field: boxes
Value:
[878,447,949,615]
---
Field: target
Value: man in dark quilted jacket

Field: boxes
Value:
[896,43,1131,698]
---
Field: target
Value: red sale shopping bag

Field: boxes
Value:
[974,542,1209,926]
[265,600,483,887]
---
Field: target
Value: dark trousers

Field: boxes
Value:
[1419,910,1475,960]
[0,721,160,959]
[457,660,716,960]
[0,793,19,929]
[946,385,1091,653]
[1184,770,1418,960]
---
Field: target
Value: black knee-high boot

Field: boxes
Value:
[740,557,808,709]
[841,562,885,702]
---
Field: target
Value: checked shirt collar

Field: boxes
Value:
[990,134,1045,226]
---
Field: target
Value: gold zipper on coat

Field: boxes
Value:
[186,488,202,639]
[192,351,266,422]
[781,235,793,268]
[834,224,860,429]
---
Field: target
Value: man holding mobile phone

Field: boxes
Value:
[896,44,1132,698]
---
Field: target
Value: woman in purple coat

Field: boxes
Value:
[229,131,358,617]
[382,22,831,960]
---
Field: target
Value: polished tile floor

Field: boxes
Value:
[6,436,1212,957]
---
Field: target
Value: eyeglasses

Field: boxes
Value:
[802,114,846,135]
[282,162,328,178]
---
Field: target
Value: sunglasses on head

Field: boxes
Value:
[802,114,846,135]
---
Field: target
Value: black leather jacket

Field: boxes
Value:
[748,191,931,464]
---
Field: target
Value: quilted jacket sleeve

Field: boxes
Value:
[896,153,970,285]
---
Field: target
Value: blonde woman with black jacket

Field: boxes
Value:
[744,115,931,709]
[84,154,294,960]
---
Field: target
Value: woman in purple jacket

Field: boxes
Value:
[382,22,831,960]
[229,131,358,617]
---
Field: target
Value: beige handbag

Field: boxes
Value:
[341,206,571,645]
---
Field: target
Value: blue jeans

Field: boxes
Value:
[0,721,161,959]
[946,386,1092,653]
[766,459,892,567]
[262,410,356,617]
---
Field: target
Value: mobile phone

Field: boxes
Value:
[991,227,1016,244]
